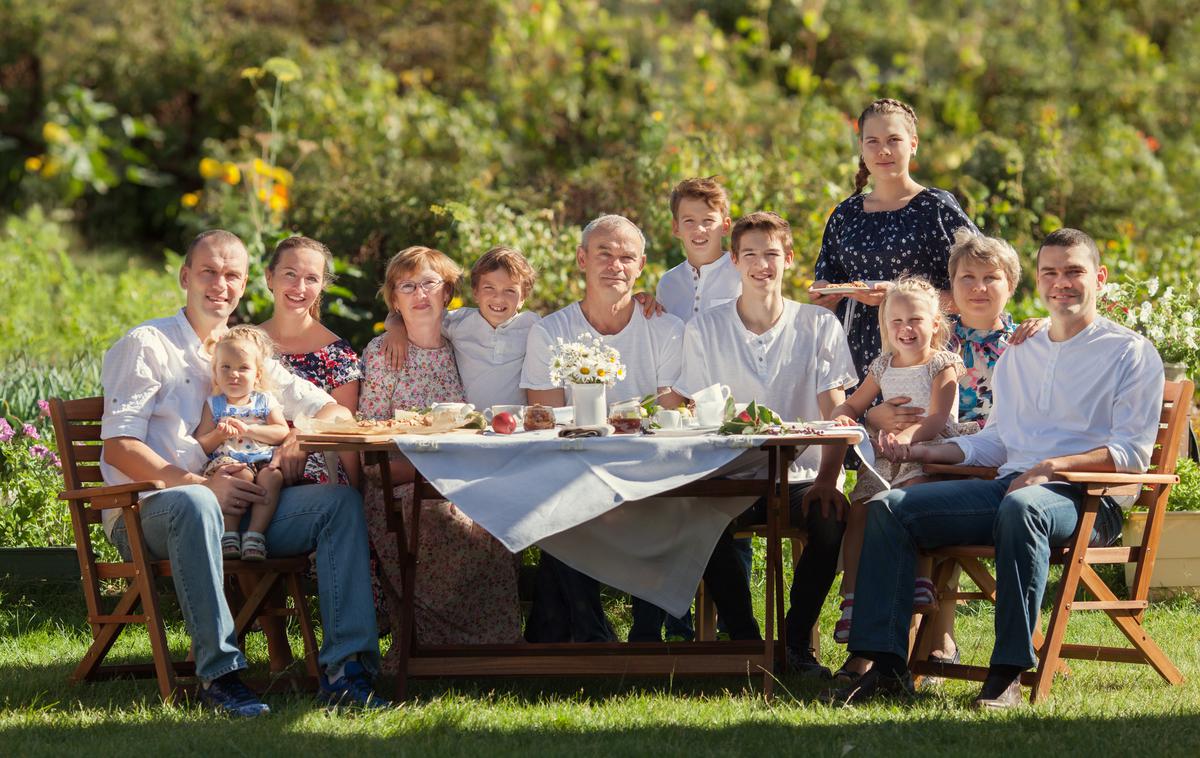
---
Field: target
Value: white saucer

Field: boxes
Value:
[650,426,721,437]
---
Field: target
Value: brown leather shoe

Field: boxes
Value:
[972,671,1024,709]
[819,667,916,706]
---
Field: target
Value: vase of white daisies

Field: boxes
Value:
[549,332,626,426]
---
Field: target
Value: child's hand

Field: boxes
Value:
[216,419,241,439]
[877,430,923,463]
[865,397,925,434]
[832,414,858,427]
[1009,317,1048,346]
[381,327,409,372]
[632,291,666,318]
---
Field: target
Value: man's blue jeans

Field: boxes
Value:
[848,474,1123,669]
[111,483,380,681]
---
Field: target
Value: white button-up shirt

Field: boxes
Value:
[952,316,1164,479]
[444,307,540,409]
[521,302,685,402]
[677,299,858,479]
[99,309,335,534]
[655,252,742,323]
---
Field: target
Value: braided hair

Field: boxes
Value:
[852,98,919,196]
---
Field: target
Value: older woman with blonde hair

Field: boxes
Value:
[359,246,521,662]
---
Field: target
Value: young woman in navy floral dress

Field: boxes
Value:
[810,98,978,380]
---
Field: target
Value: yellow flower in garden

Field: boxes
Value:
[42,122,68,144]
[268,192,288,212]
[199,157,222,179]
[221,163,241,185]
[651,110,664,122]
[448,296,463,310]
[24,156,43,172]
[40,157,61,178]
[373,321,386,334]
[257,187,269,203]
[270,166,294,187]
[253,158,270,177]
[181,192,200,208]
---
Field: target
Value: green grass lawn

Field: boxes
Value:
[2,575,1198,757]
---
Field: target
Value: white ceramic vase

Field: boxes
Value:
[571,382,607,427]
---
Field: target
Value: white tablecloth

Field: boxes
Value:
[393,428,871,616]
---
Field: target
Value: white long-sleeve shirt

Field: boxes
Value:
[951,316,1163,478]
[99,309,335,535]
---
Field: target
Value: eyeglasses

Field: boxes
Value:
[394,278,444,295]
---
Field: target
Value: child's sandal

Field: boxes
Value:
[221,531,241,560]
[913,577,939,614]
[833,596,853,645]
[241,531,268,562]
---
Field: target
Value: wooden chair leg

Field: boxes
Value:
[124,526,178,701]
[72,584,141,683]
[1078,565,1184,685]
[694,581,715,642]
[1031,510,1096,703]
[286,572,322,680]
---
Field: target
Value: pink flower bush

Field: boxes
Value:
[22,423,40,440]
[0,418,12,442]
[37,399,51,417]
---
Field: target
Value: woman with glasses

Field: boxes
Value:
[358,246,521,666]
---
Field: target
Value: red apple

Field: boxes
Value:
[737,410,752,422]
[492,411,517,434]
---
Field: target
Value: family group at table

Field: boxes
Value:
[97,97,1166,716]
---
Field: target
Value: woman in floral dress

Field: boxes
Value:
[360,246,520,666]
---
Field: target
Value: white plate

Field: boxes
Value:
[649,426,721,438]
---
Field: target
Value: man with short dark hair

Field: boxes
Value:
[829,228,1164,708]
[101,231,385,715]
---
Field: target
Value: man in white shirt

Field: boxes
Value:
[667,211,858,675]
[101,230,384,714]
[521,214,686,642]
[833,229,1164,708]
[655,177,742,322]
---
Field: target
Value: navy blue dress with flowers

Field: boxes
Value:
[277,338,363,485]
[815,188,978,379]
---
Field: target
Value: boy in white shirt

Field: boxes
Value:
[671,211,858,675]
[655,176,742,321]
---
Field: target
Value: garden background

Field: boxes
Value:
[1,1,1199,752]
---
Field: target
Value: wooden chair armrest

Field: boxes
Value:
[1056,472,1179,485]
[922,464,999,479]
[59,480,165,509]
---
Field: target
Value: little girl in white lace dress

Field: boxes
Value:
[828,277,968,644]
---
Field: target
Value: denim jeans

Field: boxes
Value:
[524,552,616,643]
[848,474,1123,669]
[629,536,753,641]
[111,483,380,681]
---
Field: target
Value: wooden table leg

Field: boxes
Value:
[371,450,412,702]
[762,447,779,699]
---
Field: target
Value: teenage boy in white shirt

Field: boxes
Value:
[833,228,1164,709]
[100,231,385,715]
[520,214,688,642]
[655,176,742,321]
[670,211,858,675]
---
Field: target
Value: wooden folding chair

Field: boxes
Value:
[49,396,321,701]
[908,379,1191,703]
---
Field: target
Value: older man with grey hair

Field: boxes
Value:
[520,214,692,642]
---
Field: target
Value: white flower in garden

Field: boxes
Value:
[1138,301,1153,324]
[1149,324,1165,342]
[1184,311,1194,326]
[1146,277,1159,296]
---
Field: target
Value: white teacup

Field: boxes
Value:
[485,404,524,421]
[654,409,682,429]
[695,400,725,427]
[692,383,733,406]
[431,402,473,417]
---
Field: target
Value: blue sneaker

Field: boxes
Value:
[319,660,391,709]
[199,672,270,718]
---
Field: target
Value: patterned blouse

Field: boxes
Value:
[815,188,978,379]
[946,313,1015,425]
[277,338,363,485]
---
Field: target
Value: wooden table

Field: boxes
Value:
[301,431,859,700]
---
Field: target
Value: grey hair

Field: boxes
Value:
[580,214,647,254]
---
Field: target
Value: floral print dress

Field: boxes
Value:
[946,313,1016,427]
[815,188,978,380]
[276,338,362,485]
[359,335,520,664]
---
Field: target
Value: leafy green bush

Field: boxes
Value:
[1169,458,1200,513]
[0,415,70,547]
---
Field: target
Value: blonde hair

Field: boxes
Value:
[379,245,462,312]
[947,227,1021,295]
[853,98,919,196]
[878,276,950,354]
[267,236,337,320]
[211,324,276,393]
[470,246,537,299]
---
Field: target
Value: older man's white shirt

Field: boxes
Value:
[677,299,858,479]
[655,252,742,323]
[521,302,684,402]
[951,316,1164,478]
[99,309,334,535]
